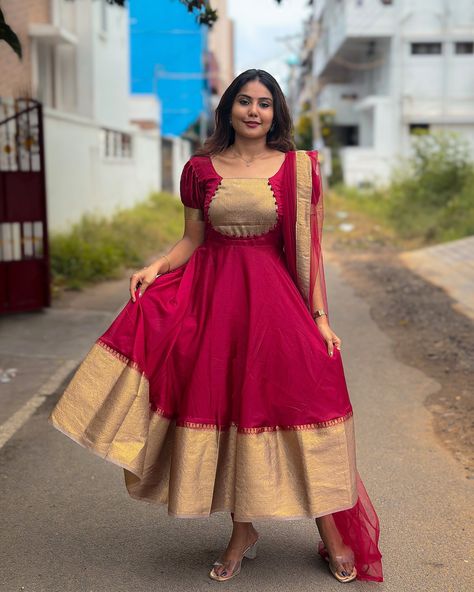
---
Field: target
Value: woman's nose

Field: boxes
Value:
[248,102,259,116]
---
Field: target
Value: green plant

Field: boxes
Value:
[387,130,473,241]
[330,129,474,247]
[50,191,183,290]
[295,113,313,150]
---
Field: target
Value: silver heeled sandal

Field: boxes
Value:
[209,537,259,582]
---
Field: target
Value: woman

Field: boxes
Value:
[49,69,383,583]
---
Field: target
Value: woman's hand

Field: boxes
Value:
[129,263,160,302]
[315,320,342,357]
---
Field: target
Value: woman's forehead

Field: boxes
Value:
[237,80,273,100]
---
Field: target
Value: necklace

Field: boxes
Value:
[231,146,268,167]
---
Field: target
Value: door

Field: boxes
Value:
[0,99,50,313]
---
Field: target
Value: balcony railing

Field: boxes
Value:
[314,0,395,76]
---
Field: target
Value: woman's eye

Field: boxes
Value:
[238,99,271,108]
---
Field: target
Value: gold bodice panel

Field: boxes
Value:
[208,178,278,238]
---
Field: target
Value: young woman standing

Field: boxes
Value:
[49,69,383,584]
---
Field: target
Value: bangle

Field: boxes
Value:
[312,309,327,320]
[161,254,171,273]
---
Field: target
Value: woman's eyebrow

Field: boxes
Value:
[237,94,273,102]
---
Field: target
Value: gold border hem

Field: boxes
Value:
[125,492,359,522]
[47,415,143,477]
[177,410,354,433]
[50,342,359,519]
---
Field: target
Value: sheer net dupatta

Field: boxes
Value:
[281,150,383,582]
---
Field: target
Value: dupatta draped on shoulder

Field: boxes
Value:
[281,150,383,583]
[281,149,328,321]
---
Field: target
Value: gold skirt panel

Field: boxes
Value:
[49,342,358,521]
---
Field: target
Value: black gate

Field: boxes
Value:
[0,98,50,313]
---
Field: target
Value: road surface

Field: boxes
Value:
[0,258,472,591]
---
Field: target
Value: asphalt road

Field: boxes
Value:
[0,258,472,592]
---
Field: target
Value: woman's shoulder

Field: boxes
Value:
[291,148,318,157]
[186,154,214,180]
[284,149,319,164]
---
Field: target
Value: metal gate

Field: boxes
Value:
[0,99,50,313]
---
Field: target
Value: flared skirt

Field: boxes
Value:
[48,240,383,580]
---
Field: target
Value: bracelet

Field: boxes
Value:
[312,309,327,320]
[161,254,171,273]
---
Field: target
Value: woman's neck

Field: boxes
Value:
[231,136,269,157]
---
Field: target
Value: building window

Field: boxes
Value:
[331,125,359,147]
[101,129,133,158]
[100,0,108,33]
[37,43,56,108]
[455,42,474,55]
[409,123,430,135]
[411,42,442,55]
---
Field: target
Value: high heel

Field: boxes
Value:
[318,541,357,583]
[209,537,259,582]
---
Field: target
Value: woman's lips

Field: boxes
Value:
[244,121,261,128]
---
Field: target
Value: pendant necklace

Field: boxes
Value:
[231,147,268,167]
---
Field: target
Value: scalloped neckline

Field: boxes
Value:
[208,151,287,181]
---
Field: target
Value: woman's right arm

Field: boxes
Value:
[154,214,205,274]
[129,214,205,302]
[130,159,205,301]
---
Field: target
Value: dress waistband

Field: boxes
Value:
[204,227,282,248]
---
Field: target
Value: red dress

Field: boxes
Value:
[49,150,383,582]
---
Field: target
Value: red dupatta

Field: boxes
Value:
[281,150,383,582]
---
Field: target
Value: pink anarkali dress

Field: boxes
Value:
[49,150,383,582]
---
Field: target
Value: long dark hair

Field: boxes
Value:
[194,69,296,156]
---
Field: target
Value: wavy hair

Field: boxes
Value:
[194,69,296,155]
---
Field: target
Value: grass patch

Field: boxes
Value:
[50,191,183,291]
[327,131,474,250]
[325,184,400,250]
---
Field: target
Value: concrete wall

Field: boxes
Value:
[129,0,210,136]
[44,108,160,233]
[91,1,129,129]
[340,146,392,187]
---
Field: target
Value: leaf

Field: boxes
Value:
[179,1,218,26]
[0,8,22,59]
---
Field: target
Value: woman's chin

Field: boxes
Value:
[235,128,267,140]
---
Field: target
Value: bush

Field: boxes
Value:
[387,130,473,241]
[50,191,183,290]
[327,130,474,247]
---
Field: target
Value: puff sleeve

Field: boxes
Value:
[180,159,205,221]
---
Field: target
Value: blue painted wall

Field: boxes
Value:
[130,0,210,136]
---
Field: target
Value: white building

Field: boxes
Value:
[0,0,161,232]
[306,0,474,186]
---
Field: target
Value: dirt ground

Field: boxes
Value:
[325,233,474,480]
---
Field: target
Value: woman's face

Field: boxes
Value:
[230,80,274,140]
